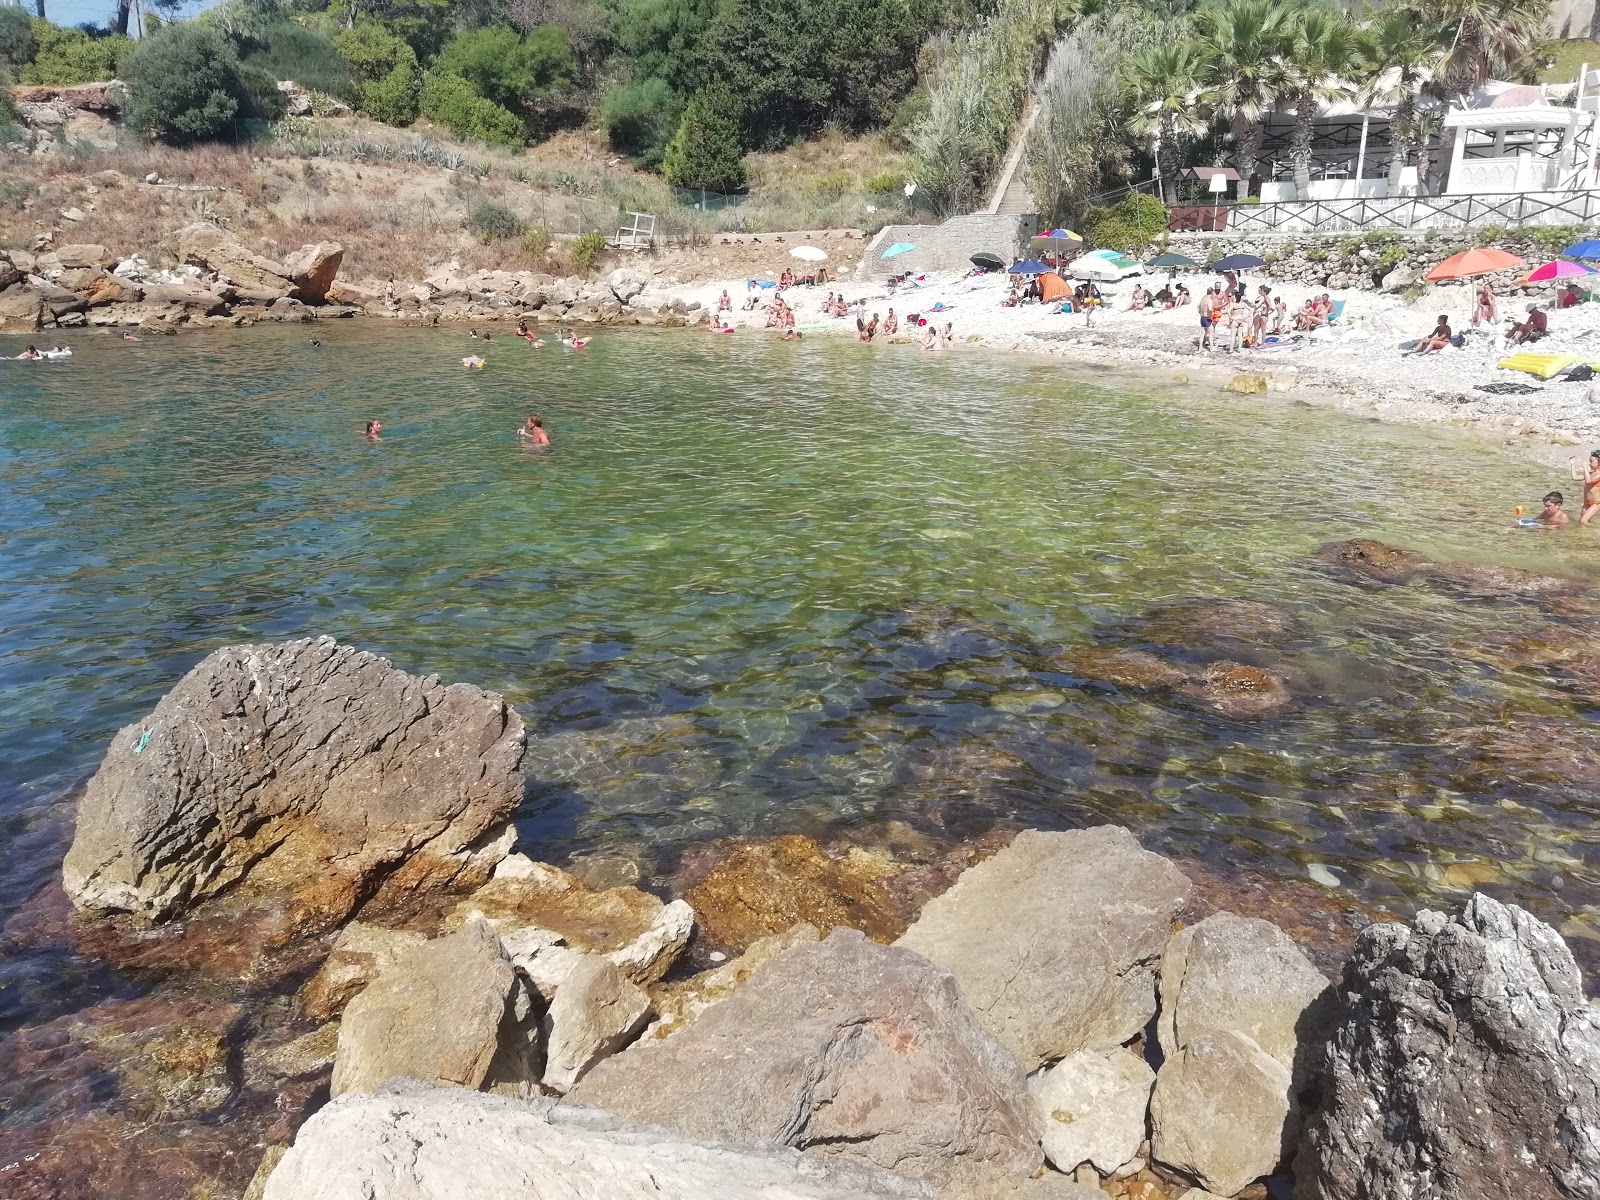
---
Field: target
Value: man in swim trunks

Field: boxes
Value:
[1570,452,1600,524]
[1199,287,1218,349]
[1508,304,1548,344]
[518,415,551,446]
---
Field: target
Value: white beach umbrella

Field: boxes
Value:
[790,245,828,261]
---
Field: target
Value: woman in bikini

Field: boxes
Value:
[1571,450,1600,524]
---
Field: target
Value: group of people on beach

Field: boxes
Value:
[1411,284,1563,355]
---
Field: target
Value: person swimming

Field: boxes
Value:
[364,419,383,441]
[462,355,486,368]
[309,339,323,349]
[15,345,41,360]
[1534,490,1570,527]
[518,414,551,447]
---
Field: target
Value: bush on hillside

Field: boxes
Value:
[864,171,901,196]
[123,24,281,144]
[421,71,524,146]
[466,198,524,241]
[601,77,682,168]
[0,64,17,132]
[434,24,574,111]
[0,7,37,70]
[661,90,746,192]
[20,20,131,85]
[334,21,420,124]
[521,224,552,256]
[569,230,606,272]
[1082,192,1169,253]
[243,23,354,100]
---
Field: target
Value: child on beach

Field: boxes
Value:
[1534,491,1570,526]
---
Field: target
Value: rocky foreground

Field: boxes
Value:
[38,627,1600,1200]
[0,214,707,334]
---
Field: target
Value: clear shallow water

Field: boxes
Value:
[2,323,1598,1007]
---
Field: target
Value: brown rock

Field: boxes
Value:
[83,274,143,306]
[139,283,229,313]
[0,252,19,291]
[1180,661,1293,716]
[1313,538,1426,584]
[53,243,110,269]
[0,283,44,330]
[1064,646,1191,689]
[56,266,107,292]
[326,279,381,307]
[1420,560,1583,598]
[283,240,344,302]
[685,834,906,952]
[62,637,526,936]
[1137,599,1301,647]
[177,222,293,299]
[647,922,823,1039]
[299,921,429,1021]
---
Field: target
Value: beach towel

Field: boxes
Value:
[1475,381,1543,394]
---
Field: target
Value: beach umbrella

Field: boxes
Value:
[1563,239,1600,259]
[1425,247,1526,281]
[1213,253,1268,271]
[1527,259,1597,282]
[1010,260,1050,276]
[881,242,917,259]
[971,251,1006,270]
[789,245,827,261]
[1047,228,1084,241]
[1148,251,1199,268]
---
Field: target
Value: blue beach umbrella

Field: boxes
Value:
[1214,253,1268,271]
[1563,239,1600,259]
[1010,260,1049,275]
[881,242,917,259]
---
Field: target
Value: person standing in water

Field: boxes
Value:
[1571,451,1600,524]
[518,414,551,447]
[364,419,383,440]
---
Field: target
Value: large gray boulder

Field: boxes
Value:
[1296,893,1600,1200]
[1150,1029,1292,1197]
[331,919,539,1097]
[263,1084,938,1200]
[540,955,651,1093]
[1158,913,1331,1070]
[567,928,1042,1190]
[62,637,526,929]
[895,826,1191,1069]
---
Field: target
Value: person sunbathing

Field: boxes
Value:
[1411,314,1452,354]
[1175,285,1191,307]
[1508,304,1548,343]
[1294,301,1322,332]
[1126,285,1149,312]
[1473,285,1497,326]
[718,290,732,312]
[884,308,898,335]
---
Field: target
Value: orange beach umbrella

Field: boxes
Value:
[1425,248,1526,281]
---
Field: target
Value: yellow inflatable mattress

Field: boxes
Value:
[1497,352,1581,379]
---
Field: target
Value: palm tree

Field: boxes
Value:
[1195,0,1294,196]
[1408,0,1546,91]
[1281,6,1361,198]
[1123,40,1213,199]
[1360,8,1445,196]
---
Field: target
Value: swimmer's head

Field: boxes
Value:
[1545,491,1565,508]
[1591,450,1600,464]
[528,415,544,427]
[365,420,381,435]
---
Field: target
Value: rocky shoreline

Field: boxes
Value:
[8,611,1595,1200]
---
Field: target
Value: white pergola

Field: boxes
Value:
[1444,105,1594,195]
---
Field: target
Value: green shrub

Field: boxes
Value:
[1083,192,1169,253]
[0,8,37,70]
[662,90,746,191]
[602,78,682,168]
[466,199,523,241]
[1474,224,1508,246]
[521,225,552,256]
[434,24,574,112]
[0,64,16,132]
[123,24,275,144]
[570,231,606,272]
[334,21,419,124]
[863,171,900,195]
[361,62,420,125]
[1376,244,1406,271]
[21,20,131,85]
[809,170,851,198]
[1529,224,1589,254]
[421,71,523,147]
[1304,246,1327,263]
[243,23,353,100]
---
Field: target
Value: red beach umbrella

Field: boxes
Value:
[1425,248,1526,281]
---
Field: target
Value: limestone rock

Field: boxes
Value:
[541,955,651,1092]
[568,928,1042,1188]
[1179,661,1293,717]
[608,266,648,302]
[1313,537,1426,584]
[1063,646,1190,689]
[0,252,19,291]
[1150,1030,1291,1197]
[331,919,537,1097]
[447,860,692,986]
[646,921,822,1039]
[177,222,293,300]
[326,279,381,307]
[283,240,344,303]
[1158,912,1331,1070]
[1224,373,1268,394]
[263,1084,938,1200]
[53,243,109,269]
[0,283,44,329]
[1031,1048,1154,1175]
[1419,559,1583,598]
[82,274,141,306]
[895,826,1191,1069]
[685,833,905,952]
[1380,263,1417,292]
[1295,893,1600,1200]
[138,282,230,313]
[62,636,526,930]
[299,921,430,1021]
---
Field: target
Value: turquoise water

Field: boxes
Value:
[2,323,1598,1007]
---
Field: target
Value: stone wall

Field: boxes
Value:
[856,213,1039,281]
[1165,228,1596,297]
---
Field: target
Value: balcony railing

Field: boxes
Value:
[1170,191,1600,235]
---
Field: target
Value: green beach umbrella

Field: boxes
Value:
[1149,251,1199,268]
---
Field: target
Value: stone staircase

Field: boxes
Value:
[983,100,1040,216]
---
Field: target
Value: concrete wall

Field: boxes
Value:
[1549,1,1598,41]
[856,213,1039,280]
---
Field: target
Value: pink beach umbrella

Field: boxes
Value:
[1527,259,1598,282]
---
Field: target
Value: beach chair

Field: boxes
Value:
[1327,299,1346,325]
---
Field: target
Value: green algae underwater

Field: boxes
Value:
[2,321,1598,1016]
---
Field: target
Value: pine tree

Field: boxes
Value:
[661,90,747,192]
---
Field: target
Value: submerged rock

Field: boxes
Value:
[684,834,905,952]
[1136,599,1302,649]
[568,928,1042,1189]
[896,826,1191,1070]
[1296,893,1600,1200]
[1179,661,1294,717]
[1062,646,1191,689]
[263,1085,939,1199]
[62,637,525,932]
[1312,538,1427,584]
[1419,559,1584,598]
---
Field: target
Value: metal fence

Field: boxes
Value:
[1175,190,1600,235]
